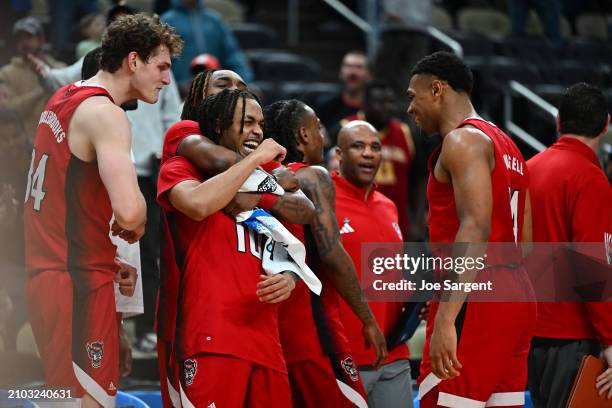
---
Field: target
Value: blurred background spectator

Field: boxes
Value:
[161,0,253,89]
[75,13,105,59]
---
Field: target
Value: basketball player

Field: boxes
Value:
[24,14,183,407]
[406,51,535,407]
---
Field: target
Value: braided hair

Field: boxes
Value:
[263,99,309,164]
[197,89,262,144]
[181,69,217,120]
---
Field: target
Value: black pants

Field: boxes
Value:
[528,338,601,408]
[133,176,161,339]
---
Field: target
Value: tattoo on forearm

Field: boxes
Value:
[301,170,374,323]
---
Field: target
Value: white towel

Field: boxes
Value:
[235,169,321,295]
[237,209,322,295]
[109,217,144,318]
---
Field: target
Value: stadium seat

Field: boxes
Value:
[249,80,280,105]
[494,36,559,71]
[549,60,605,87]
[231,23,279,50]
[251,51,321,82]
[457,7,510,36]
[569,39,612,65]
[526,11,572,39]
[116,390,149,408]
[576,13,608,40]
[432,6,453,32]
[278,81,342,109]
[447,31,494,58]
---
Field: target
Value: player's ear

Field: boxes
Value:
[431,80,443,98]
[599,114,610,137]
[555,114,561,134]
[214,118,221,136]
[127,51,139,73]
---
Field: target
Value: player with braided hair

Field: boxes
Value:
[157,82,313,405]
[265,99,388,408]
[158,88,300,407]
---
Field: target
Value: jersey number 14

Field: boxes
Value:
[24,149,49,212]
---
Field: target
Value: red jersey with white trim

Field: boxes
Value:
[24,83,117,290]
[157,156,285,372]
[528,136,612,344]
[332,172,409,365]
[427,117,528,244]
[345,113,414,237]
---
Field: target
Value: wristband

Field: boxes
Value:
[258,193,278,210]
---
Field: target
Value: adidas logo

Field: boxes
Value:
[108,382,116,391]
[340,218,354,235]
[207,403,217,408]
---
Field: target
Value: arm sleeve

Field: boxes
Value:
[45,58,83,90]
[157,156,202,211]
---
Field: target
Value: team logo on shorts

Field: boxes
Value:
[86,341,104,369]
[341,357,359,382]
[184,359,197,386]
[257,175,278,193]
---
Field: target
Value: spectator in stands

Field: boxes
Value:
[508,0,563,48]
[341,80,415,239]
[75,13,105,60]
[318,50,372,145]
[161,0,253,87]
[48,0,98,59]
[0,17,65,148]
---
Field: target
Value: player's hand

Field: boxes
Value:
[118,321,133,377]
[596,345,612,398]
[362,319,387,369]
[430,318,462,379]
[223,192,260,217]
[111,220,145,244]
[418,301,431,321]
[272,167,299,192]
[26,53,49,79]
[256,273,296,303]
[251,139,286,165]
[115,257,138,297]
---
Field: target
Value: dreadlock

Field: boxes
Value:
[181,69,217,120]
[264,99,309,164]
[197,89,262,144]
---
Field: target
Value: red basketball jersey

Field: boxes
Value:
[427,117,528,244]
[24,83,117,290]
[157,156,285,373]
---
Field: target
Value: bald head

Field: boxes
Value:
[337,120,378,148]
[336,120,381,188]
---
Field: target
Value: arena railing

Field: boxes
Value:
[503,80,552,153]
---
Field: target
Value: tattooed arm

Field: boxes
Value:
[297,165,388,368]
[178,134,315,224]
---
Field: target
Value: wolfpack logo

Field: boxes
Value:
[341,357,359,382]
[108,382,116,392]
[257,175,278,193]
[184,359,197,386]
[605,232,612,265]
[340,218,355,235]
[392,222,403,240]
[86,341,104,369]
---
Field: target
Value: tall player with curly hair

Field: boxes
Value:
[24,13,183,408]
